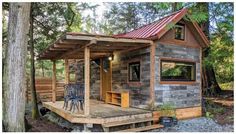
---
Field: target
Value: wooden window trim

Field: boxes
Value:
[159,81,196,85]
[127,59,142,83]
[128,61,141,82]
[174,23,186,41]
[159,57,197,84]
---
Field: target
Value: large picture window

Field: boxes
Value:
[129,62,140,82]
[161,60,196,81]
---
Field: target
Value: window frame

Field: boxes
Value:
[128,61,141,82]
[174,23,185,41]
[160,59,196,82]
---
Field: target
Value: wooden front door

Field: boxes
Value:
[101,58,112,100]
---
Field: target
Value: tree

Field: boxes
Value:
[29,4,40,119]
[3,3,31,131]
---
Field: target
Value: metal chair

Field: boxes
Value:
[68,84,85,112]
[63,84,75,110]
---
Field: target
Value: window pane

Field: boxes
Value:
[129,62,140,81]
[161,60,195,81]
[175,24,185,40]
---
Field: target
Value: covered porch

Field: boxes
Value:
[37,32,161,131]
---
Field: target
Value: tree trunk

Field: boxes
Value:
[41,61,45,77]
[198,2,222,96]
[171,2,177,12]
[29,4,40,119]
[3,3,31,132]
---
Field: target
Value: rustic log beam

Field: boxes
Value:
[49,47,68,51]
[52,60,57,103]
[100,58,103,100]
[66,34,152,44]
[54,43,77,48]
[150,42,155,103]
[64,59,69,84]
[59,40,97,59]
[84,46,90,116]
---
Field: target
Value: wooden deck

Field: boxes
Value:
[43,100,152,124]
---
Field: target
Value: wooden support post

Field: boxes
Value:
[100,58,103,100]
[64,59,69,84]
[109,60,112,91]
[84,46,90,116]
[150,42,156,103]
[52,60,57,103]
[200,48,203,116]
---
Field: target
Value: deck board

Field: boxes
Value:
[43,100,152,124]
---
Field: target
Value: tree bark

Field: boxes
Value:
[171,2,177,12]
[198,2,222,96]
[41,61,45,77]
[29,4,40,119]
[3,3,31,132]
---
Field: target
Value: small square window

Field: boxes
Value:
[175,23,185,40]
[128,62,140,82]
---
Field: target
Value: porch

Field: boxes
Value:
[37,32,161,131]
[43,100,152,124]
[42,100,165,132]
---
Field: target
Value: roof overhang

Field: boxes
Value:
[38,32,153,60]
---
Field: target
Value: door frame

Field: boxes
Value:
[100,58,112,100]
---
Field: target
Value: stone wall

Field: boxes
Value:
[71,61,100,99]
[112,47,151,108]
[155,42,201,108]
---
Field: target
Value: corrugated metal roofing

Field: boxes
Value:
[113,8,188,40]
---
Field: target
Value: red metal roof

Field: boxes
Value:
[113,8,188,40]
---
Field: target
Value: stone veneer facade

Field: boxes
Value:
[71,42,201,109]
[112,47,151,108]
[154,42,201,108]
[72,61,100,100]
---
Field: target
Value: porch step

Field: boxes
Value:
[102,117,159,128]
[119,124,164,132]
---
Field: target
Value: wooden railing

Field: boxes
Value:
[26,77,65,102]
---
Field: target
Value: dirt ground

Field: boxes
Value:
[25,114,72,132]
[204,90,234,125]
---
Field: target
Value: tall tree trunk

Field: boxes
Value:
[198,3,222,96]
[29,4,40,119]
[41,61,45,77]
[172,2,177,12]
[3,3,31,132]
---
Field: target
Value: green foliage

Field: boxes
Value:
[204,2,234,83]
[159,103,176,117]
[146,101,158,111]
[205,99,226,119]
[162,66,182,77]
[219,82,234,90]
[206,112,214,118]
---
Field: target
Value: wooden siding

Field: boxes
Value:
[159,20,201,48]
[26,77,65,102]
[153,106,202,120]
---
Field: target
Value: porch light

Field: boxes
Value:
[108,55,114,61]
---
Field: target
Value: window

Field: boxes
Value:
[175,23,185,40]
[161,60,196,81]
[129,62,140,82]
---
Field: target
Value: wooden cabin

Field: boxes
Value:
[36,8,209,132]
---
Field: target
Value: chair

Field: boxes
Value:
[63,84,75,110]
[68,84,85,112]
